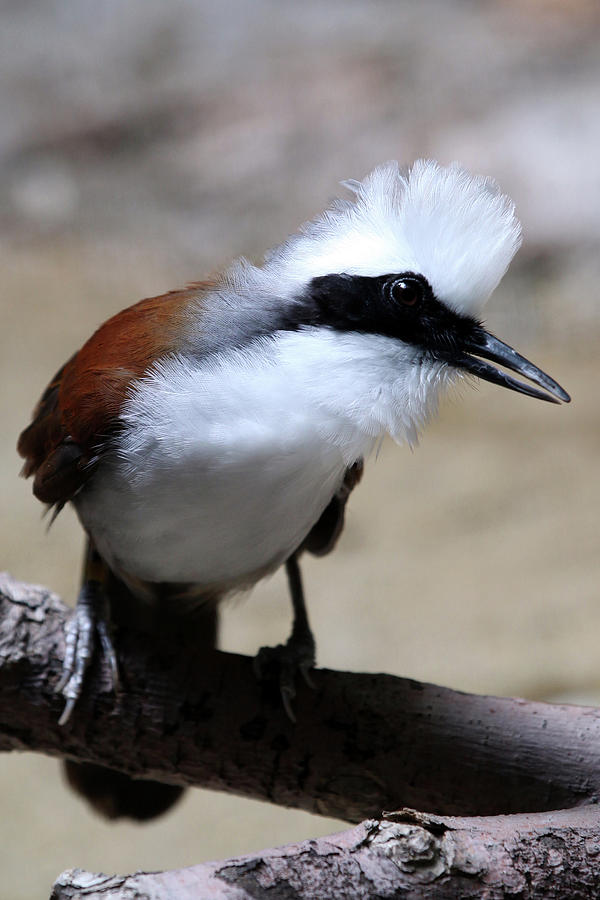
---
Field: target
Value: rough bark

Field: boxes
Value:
[2,571,600,898]
[52,808,600,900]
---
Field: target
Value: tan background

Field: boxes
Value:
[1,1,599,897]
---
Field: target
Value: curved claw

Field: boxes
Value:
[254,635,316,721]
[56,603,93,695]
[280,685,297,724]
[58,695,78,727]
[56,582,118,725]
[299,663,316,691]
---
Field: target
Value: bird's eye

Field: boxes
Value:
[389,277,423,307]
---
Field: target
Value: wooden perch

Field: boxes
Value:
[2,571,600,898]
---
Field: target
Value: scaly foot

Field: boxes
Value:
[56,581,119,725]
[254,628,316,722]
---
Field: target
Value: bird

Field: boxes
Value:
[18,159,570,818]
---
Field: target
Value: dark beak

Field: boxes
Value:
[453,328,571,405]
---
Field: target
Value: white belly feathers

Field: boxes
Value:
[74,328,445,587]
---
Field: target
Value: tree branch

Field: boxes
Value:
[52,808,600,899]
[3,571,600,898]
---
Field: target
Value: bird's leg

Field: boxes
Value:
[56,543,119,725]
[254,554,316,721]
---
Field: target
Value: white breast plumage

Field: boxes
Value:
[74,328,452,588]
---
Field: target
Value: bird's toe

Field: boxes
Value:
[56,581,119,725]
[254,633,316,721]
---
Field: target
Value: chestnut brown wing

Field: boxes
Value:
[17,283,213,509]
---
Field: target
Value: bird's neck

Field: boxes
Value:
[271,327,454,460]
[121,326,454,473]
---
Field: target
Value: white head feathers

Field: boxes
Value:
[256,159,522,317]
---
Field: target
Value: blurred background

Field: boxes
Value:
[1,0,599,896]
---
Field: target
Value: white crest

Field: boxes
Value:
[251,159,522,317]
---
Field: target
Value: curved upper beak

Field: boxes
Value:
[453,328,571,405]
